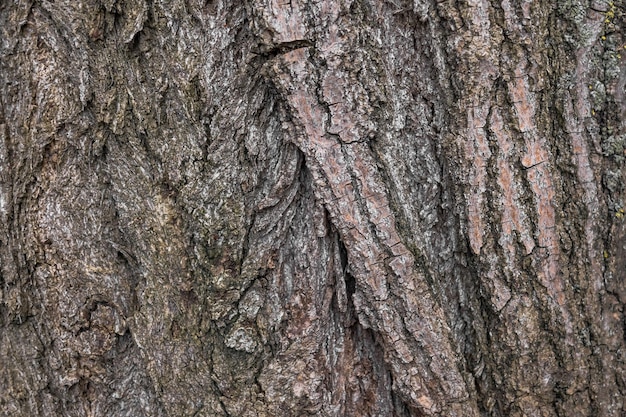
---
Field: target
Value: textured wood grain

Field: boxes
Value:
[1,0,625,416]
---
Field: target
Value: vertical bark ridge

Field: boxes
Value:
[440,0,626,414]
[256,1,480,414]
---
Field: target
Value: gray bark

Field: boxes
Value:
[1,0,625,416]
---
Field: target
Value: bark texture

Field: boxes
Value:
[1,0,626,416]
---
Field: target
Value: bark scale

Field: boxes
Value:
[1,0,625,416]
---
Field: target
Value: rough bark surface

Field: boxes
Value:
[1,0,625,416]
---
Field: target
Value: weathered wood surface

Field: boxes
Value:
[1,0,625,415]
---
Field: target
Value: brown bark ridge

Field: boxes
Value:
[1,0,625,416]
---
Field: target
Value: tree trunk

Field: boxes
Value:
[1,0,625,415]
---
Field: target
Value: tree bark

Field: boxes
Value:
[1,0,625,415]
